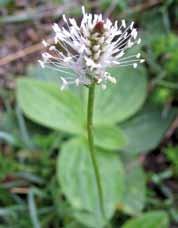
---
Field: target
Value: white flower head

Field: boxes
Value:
[38,6,145,90]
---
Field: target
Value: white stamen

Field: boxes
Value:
[108,75,117,84]
[75,78,80,86]
[130,21,134,29]
[38,60,45,68]
[131,29,137,39]
[133,63,138,68]
[128,40,134,48]
[85,48,92,56]
[122,19,126,28]
[136,53,141,58]
[49,46,56,51]
[93,51,101,61]
[82,6,86,16]
[97,78,102,84]
[42,40,49,47]
[60,77,68,90]
[52,23,60,33]
[117,51,125,58]
[42,52,53,61]
[137,38,141,44]
[64,57,72,62]
[62,14,67,23]
[93,45,100,52]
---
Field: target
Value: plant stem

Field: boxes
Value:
[87,83,105,219]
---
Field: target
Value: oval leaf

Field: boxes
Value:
[121,106,176,154]
[57,138,124,227]
[17,79,84,134]
[122,211,169,228]
[94,66,147,125]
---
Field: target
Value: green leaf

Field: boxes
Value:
[94,66,147,125]
[119,159,146,215]
[17,79,84,134]
[121,106,176,154]
[93,125,127,150]
[122,211,169,228]
[58,138,124,227]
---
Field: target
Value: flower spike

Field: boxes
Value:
[39,6,144,90]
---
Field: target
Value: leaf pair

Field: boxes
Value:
[17,66,147,151]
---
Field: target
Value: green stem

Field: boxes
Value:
[87,83,105,219]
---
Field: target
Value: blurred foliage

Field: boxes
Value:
[164,146,178,176]
[153,33,178,77]
[0,153,19,181]
[0,0,12,7]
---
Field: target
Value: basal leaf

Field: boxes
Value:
[17,79,84,134]
[57,138,124,227]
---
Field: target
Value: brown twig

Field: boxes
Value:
[0,2,76,24]
[10,187,29,194]
[0,38,53,67]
